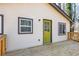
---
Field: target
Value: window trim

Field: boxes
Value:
[0,15,3,35]
[18,17,33,34]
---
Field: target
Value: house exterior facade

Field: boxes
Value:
[0,3,71,52]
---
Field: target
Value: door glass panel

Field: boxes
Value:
[44,22,50,32]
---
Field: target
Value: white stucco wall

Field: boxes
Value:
[0,3,70,52]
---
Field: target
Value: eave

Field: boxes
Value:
[49,3,73,23]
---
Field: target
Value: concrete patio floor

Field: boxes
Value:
[5,40,79,56]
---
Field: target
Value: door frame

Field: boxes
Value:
[43,19,52,45]
[0,15,4,35]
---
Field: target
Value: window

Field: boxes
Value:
[18,17,33,34]
[58,22,66,35]
[0,15,3,35]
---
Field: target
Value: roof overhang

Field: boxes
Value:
[49,3,73,23]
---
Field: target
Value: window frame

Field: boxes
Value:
[18,17,33,34]
[58,22,66,36]
[0,15,3,35]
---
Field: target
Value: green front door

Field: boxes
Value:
[43,19,52,44]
